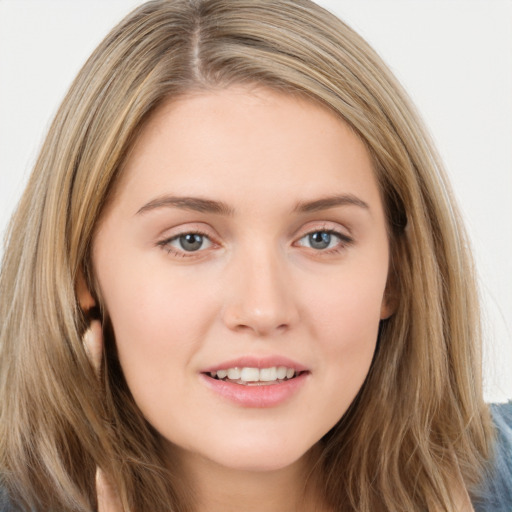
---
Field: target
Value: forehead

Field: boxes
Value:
[113,85,382,214]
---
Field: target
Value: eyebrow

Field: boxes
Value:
[135,193,369,216]
[293,194,369,213]
[136,196,234,216]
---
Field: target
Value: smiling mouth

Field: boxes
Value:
[205,366,306,386]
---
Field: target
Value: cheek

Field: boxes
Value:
[306,261,387,345]
[113,281,205,340]
[99,272,218,430]
[98,242,214,334]
[304,263,386,406]
[97,263,216,388]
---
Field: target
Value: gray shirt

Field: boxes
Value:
[472,401,512,511]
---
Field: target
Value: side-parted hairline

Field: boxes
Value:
[0,1,493,511]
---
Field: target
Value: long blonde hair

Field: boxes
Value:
[0,1,493,510]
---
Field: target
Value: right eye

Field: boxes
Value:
[159,231,214,256]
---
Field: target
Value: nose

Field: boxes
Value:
[222,246,299,337]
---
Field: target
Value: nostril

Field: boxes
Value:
[232,322,290,337]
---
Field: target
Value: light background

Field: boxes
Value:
[0,0,511,401]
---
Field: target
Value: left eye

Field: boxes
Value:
[297,231,343,250]
[168,233,212,252]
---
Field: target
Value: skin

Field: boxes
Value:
[80,86,477,511]
[84,85,394,511]
[87,329,475,512]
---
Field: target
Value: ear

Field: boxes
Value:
[380,294,397,320]
[380,271,399,320]
[76,268,96,312]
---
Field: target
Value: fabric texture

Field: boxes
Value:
[471,401,512,511]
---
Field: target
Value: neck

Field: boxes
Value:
[167,445,327,512]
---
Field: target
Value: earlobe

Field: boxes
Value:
[380,297,396,320]
[381,259,399,320]
[76,268,96,312]
[380,280,399,320]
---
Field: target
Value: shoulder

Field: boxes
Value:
[471,401,512,512]
[0,483,25,512]
[0,487,17,512]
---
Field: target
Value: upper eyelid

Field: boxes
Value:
[167,229,213,240]
[157,223,217,241]
[294,221,353,240]
[156,220,353,245]
[300,226,348,237]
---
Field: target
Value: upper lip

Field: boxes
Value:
[201,356,308,374]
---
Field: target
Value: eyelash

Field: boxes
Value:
[157,227,353,258]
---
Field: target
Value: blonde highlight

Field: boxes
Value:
[0,1,493,510]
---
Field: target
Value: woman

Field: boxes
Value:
[0,1,510,510]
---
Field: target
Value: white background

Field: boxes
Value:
[0,0,511,401]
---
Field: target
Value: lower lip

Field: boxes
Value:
[200,372,309,408]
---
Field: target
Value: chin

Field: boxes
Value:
[184,433,320,474]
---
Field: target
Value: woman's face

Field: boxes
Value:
[92,86,393,473]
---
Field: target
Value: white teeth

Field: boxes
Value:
[227,368,241,380]
[209,366,299,383]
[240,367,260,381]
[260,367,277,381]
[276,366,287,379]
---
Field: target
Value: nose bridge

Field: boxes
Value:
[223,239,297,335]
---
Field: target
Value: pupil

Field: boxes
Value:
[309,231,330,250]
[179,234,203,251]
